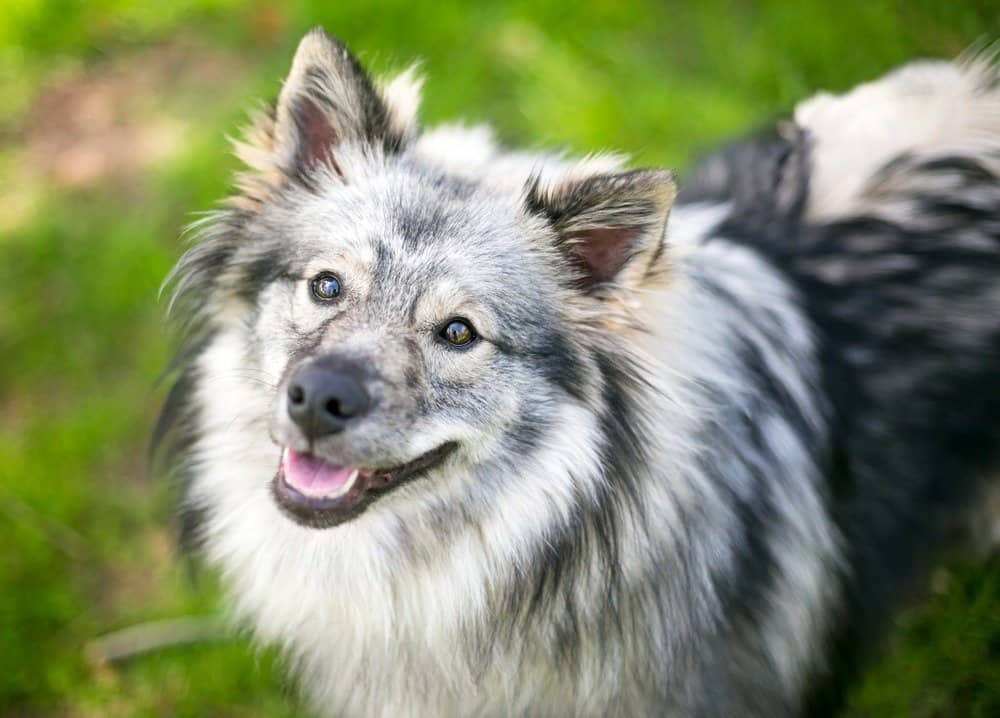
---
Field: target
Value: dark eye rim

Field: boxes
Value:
[437,317,479,349]
[309,271,343,302]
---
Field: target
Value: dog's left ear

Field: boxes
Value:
[271,28,418,177]
[526,169,677,294]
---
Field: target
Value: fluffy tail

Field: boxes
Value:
[795,52,1000,220]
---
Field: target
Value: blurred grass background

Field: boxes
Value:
[0,1,997,715]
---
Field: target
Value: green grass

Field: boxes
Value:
[1,1,996,715]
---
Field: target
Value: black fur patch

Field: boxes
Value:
[151,359,208,555]
[682,129,1000,714]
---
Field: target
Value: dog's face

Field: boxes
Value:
[249,172,585,527]
[175,29,676,530]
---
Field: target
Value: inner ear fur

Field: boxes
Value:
[525,169,677,292]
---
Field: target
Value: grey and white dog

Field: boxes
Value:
[157,29,1000,717]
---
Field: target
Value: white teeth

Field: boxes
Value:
[324,469,360,499]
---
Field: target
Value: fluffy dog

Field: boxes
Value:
[157,29,999,716]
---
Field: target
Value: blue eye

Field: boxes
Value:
[310,272,342,301]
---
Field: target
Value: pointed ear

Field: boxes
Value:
[272,29,416,177]
[525,169,677,293]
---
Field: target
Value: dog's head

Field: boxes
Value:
[168,29,676,531]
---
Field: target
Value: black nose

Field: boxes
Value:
[286,361,371,438]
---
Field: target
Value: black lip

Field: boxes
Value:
[270,442,458,529]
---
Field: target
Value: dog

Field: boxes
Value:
[156,28,1000,717]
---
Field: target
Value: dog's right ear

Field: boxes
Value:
[271,28,418,178]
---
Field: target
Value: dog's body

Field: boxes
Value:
[158,30,1000,717]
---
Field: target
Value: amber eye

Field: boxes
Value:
[309,272,342,301]
[439,318,477,347]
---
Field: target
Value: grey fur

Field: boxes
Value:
[157,30,1000,717]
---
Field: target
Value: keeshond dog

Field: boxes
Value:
[157,28,999,717]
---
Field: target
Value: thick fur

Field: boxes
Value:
[157,30,1000,717]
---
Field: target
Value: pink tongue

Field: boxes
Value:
[282,449,357,497]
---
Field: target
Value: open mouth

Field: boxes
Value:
[271,442,457,528]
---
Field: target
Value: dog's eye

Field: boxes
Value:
[439,319,477,347]
[310,272,342,302]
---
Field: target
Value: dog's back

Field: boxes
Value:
[679,56,1000,711]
